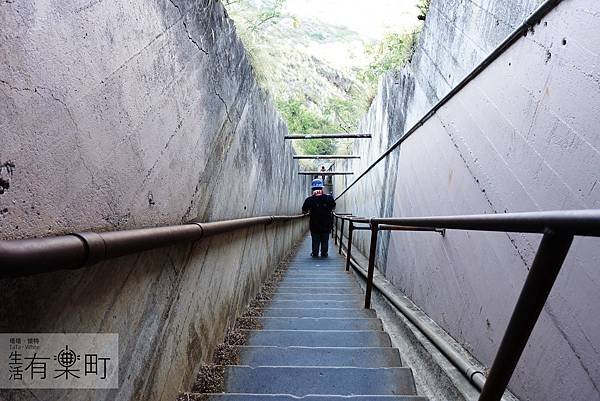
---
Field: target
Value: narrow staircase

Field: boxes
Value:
[199,235,427,400]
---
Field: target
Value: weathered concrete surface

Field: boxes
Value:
[0,1,308,400]
[223,366,417,396]
[237,346,402,367]
[336,0,600,400]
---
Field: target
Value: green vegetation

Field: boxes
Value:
[357,32,418,103]
[276,98,337,155]
[359,33,416,87]
[417,0,432,17]
[224,0,426,157]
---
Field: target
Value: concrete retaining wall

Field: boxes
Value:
[336,0,600,400]
[0,1,308,400]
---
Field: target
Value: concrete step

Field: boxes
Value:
[197,395,427,401]
[222,366,418,396]
[277,282,356,288]
[281,278,355,283]
[285,270,345,274]
[275,287,362,295]
[285,269,348,273]
[268,300,363,309]
[252,317,382,331]
[262,308,375,318]
[243,330,392,347]
[287,262,344,266]
[272,293,363,301]
[284,270,353,279]
[237,346,402,367]
[285,270,349,274]
[287,258,346,269]
[282,275,354,280]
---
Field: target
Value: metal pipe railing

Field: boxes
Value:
[285,133,372,139]
[332,213,353,245]
[335,0,564,201]
[0,214,307,278]
[338,218,345,255]
[342,248,487,391]
[293,155,361,159]
[371,209,600,236]
[337,209,599,401]
[298,171,354,176]
[364,223,446,309]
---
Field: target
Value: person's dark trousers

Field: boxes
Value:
[311,231,330,257]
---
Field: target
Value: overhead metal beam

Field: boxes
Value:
[298,171,354,175]
[285,133,372,139]
[293,155,361,159]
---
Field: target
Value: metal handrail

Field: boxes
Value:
[334,209,600,401]
[285,133,372,139]
[0,214,308,278]
[298,171,354,175]
[293,155,361,159]
[335,0,564,201]
[338,242,488,392]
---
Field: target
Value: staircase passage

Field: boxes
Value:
[197,235,427,400]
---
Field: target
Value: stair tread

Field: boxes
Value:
[195,394,428,400]
[222,366,418,396]
[251,317,382,331]
[268,300,363,308]
[262,308,375,318]
[195,236,426,400]
[272,294,363,301]
[275,288,363,294]
[237,346,402,367]
[243,330,392,347]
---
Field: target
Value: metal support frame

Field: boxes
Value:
[299,172,354,176]
[379,224,446,236]
[343,222,370,272]
[332,213,353,246]
[333,215,337,244]
[478,229,574,401]
[348,209,599,401]
[293,155,360,159]
[363,223,446,309]
[338,218,345,255]
[285,133,372,139]
[364,222,379,309]
[345,222,354,271]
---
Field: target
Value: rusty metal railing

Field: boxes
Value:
[0,214,308,278]
[333,209,600,401]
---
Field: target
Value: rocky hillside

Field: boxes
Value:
[224,0,423,155]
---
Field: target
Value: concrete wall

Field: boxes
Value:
[336,0,600,400]
[0,1,308,400]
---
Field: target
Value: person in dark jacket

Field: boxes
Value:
[302,178,336,257]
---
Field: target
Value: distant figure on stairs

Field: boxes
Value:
[302,178,336,258]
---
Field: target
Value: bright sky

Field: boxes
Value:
[283,0,421,40]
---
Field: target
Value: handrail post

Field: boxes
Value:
[364,222,379,309]
[478,229,574,401]
[345,222,354,271]
[339,218,345,254]
[333,215,338,244]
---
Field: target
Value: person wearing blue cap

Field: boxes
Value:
[302,178,336,257]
